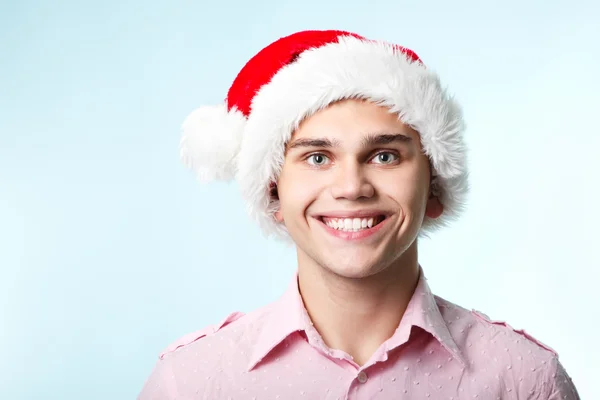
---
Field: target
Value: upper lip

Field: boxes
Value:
[315,210,391,219]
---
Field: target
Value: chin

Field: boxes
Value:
[321,254,388,279]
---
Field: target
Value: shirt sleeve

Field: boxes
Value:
[544,357,580,400]
[137,358,179,400]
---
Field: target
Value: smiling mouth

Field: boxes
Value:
[319,215,386,232]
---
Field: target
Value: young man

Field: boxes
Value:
[138,30,579,399]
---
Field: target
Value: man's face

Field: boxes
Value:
[274,99,442,278]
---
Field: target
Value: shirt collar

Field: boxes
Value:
[247,267,465,371]
[247,275,309,371]
[384,268,466,367]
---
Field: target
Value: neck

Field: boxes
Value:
[297,243,420,367]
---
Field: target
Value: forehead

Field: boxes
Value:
[291,99,420,142]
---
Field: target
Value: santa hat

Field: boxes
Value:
[180,30,468,240]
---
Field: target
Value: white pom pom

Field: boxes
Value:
[180,104,246,182]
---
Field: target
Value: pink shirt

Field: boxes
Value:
[138,269,579,399]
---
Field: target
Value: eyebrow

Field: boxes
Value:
[360,133,412,147]
[286,138,340,152]
[285,132,412,153]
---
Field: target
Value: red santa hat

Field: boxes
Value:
[180,30,468,240]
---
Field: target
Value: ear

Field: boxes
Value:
[425,195,443,219]
[270,182,284,222]
[424,171,443,219]
[274,209,284,223]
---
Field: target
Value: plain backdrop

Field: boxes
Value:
[1,0,598,398]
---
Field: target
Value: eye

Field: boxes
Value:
[371,151,399,164]
[306,153,330,166]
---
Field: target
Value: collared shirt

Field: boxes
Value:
[138,269,580,399]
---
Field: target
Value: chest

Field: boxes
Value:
[196,341,517,400]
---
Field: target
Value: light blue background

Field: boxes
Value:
[1,0,598,398]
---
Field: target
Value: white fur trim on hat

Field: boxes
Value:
[236,35,469,240]
[180,104,246,182]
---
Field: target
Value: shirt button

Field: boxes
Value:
[357,371,368,384]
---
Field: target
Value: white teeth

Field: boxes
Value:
[324,217,381,231]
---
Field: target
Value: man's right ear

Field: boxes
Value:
[274,209,284,223]
[270,182,284,222]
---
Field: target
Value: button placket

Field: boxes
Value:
[357,371,368,384]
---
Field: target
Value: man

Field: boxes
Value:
[138,30,579,399]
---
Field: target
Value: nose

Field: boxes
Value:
[329,160,375,200]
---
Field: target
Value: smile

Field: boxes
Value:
[316,213,390,241]
[320,216,385,232]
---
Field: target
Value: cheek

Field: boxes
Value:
[378,170,429,211]
[277,169,323,217]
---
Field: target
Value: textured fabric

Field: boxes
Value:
[138,270,579,400]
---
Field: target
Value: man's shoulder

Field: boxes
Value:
[157,303,274,361]
[469,307,558,357]
[435,296,558,359]
[436,298,579,398]
[158,311,246,360]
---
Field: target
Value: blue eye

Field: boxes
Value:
[372,152,399,164]
[307,154,330,166]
